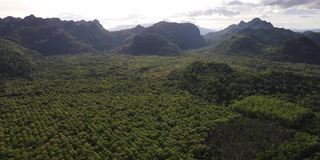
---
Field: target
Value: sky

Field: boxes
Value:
[0,0,320,30]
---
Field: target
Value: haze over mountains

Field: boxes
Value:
[0,15,320,66]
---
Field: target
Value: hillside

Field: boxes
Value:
[214,34,264,56]
[304,31,320,46]
[267,37,320,64]
[0,38,38,77]
[0,15,114,55]
[112,22,206,54]
[142,22,206,50]
[113,34,180,55]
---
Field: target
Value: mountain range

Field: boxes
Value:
[0,15,205,56]
[109,24,216,35]
[203,18,320,64]
[1,15,320,67]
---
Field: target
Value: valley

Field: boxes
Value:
[1,15,320,159]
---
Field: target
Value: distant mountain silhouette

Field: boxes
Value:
[205,18,299,45]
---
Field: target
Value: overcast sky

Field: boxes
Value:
[0,0,319,30]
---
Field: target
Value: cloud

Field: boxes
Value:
[227,0,244,5]
[283,8,319,15]
[182,8,240,17]
[227,0,258,6]
[56,13,86,21]
[310,2,320,9]
[300,15,314,18]
[261,0,320,9]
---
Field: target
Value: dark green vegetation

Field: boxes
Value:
[0,38,38,78]
[205,118,295,160]
[231,96,313,127]
[170,61,320,105]
[269,37,320,64]
[114,34,180,55]
[1,51,320,159]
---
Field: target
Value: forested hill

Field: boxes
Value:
[0,15,117,55]
[0,38,38,78]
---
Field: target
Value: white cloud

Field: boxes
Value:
[180,8,240,17]
[0,0,319,30]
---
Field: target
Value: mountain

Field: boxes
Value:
[214,34,264,56]
[142,21,206,50]
[303,31,320,46]
[0,38,38,77]
[226,18,274,32]
[113,34,180,55]
[112,22,206,55]
[0,15,205,56]
[111,25,146,47]
[108,24,152,31]
[203,18,320,64]
[267,37,320,64]
[204,18,300,45]
[0,15,118,55]
[292,29,320,33]
[1,15,318,61]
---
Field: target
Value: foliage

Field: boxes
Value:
[0,52,320,159]
[231,96,313,127]
[114,34,180,55]
[0,38,37,77]
[0,54,239,159]
[266,37,320,64]
[204,117,295,160]
[257,133,320,160]
[214,34,264,56]
[170,61,320,105]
